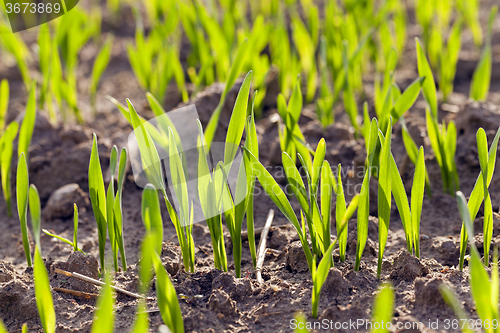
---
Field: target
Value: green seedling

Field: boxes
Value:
[88,134,107,273]
[442,191,500,333]
[34,248,55,333]
[391,146,426,257]
[127,100,195,272]
[245,98,259,268]
[355,119,379,271]
[18,83,36,159]
[141,184,163,255]
[153,249,184,333]
[400,116,431,196]
[440,18,462,100]
[243,147,313,271]
[91,274,115,333]
[0,25,31,88]
[470,6,497,102]
[41,201,84,254]
[0,79,8,131]
[90,35,114,108]
[370,283,394,333]
[316,36,335,128]
[73,204,79,252]
[293,312,309,333]
[459,126,500,269]
[17,153,31,266]
[204,39,249,151]
[377,120,393,278]
[220,71,253,277]
[477,128,494,265]
[416,38,459,195]
[0,121,18,216]
[42,228,86,254]
[291,15,317,103]
[28,185,41,250]
[106,145,128,271]
[335,164,360,262]
[277,77,312,168]
[311,242,336,318]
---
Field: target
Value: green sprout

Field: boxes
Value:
[88,134,108,273]
[28,185,41,250]
[0,121,19,217]
[441,191,499,333]
[416,37,459,196]
[91,274,115,333]
[34,248,56,333]
[459,126,500,269]
[470,6,497,102]
[17,153,31,267]
[90,35,114,108]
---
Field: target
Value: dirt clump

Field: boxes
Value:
[389,251,429,282]
[51,251,100,294]
[285,241,309,273]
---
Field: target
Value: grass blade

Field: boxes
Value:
[29,185,41,250]
[141,184,163,254]
[18,83,36,158]
[88,134,107,273]
[1,121,18,216]
[416,38,437,119]
[91,274,115,333]
[34,248,56,333]
[411,147,426,257]
[370,283,394,333]
[311,241,336,318]
[153,253,184,333]
[17,153,31,266]
[377,121,392,278]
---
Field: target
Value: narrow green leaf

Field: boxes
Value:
[311,240,337,318]
[142,184,164,254]
[416,38,437,119]
[1,121,19,216]
[153,253,184,333]
[29,185,41,250]
[411,147,426,257]
[88,134,107,272]
[18,83,36,158]
[17,152,31,266]
[0,79,9,131]
[392,76,425,121]
[34,248,55,333]
[377,121,392,278]
[73,204,79,252]
[224,71,252,171]
[370,283,394,333]
[91,274,115,333]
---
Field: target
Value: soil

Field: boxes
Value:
[2,1,500,332]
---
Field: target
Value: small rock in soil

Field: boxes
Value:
[43,183,89,220]
[285,241,309,273]
[389,251,429,282]
[208,289,238,317]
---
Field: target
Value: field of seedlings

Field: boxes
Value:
[2,0,500,332]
